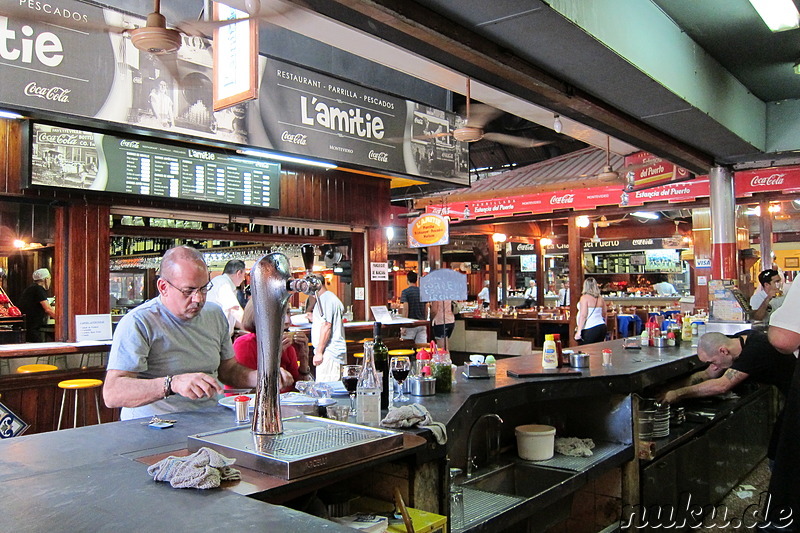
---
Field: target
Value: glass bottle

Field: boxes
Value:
[356,341,382,426]
[372,322,391,409]
[553,333,567,368]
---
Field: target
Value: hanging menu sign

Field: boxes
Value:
[28,123,281,209]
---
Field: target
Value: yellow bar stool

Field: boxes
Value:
[17,364,59,373]
[353,352,364,359]
[57,378,103,430]
[388,349,415,357]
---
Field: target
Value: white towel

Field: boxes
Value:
[380,403,447,444]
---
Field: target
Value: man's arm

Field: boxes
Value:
[313,321,332,366]
[217,358,257,388]
[751,294,774,321]
[769,325,800,354]
[103,368,225,408]
[39,299,56,319]
[660,368,748,404]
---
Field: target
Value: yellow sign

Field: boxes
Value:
[408,214,449,248]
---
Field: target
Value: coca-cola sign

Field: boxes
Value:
[749,174,785,187]
[736,166,800,196]
[0,2,114,116]
[550,193,575,205]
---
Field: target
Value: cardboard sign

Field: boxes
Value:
[75,314,113,341]
[420,269,467,302]
[0,402,29,439]
[370,262,389,281]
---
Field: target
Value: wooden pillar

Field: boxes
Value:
[567,214,584,347]
[535,239,546,307]
[56,203,110,342]
[692,209,711,311]
[488,234,499,310]
[360,228,388,322]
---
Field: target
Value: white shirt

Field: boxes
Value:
[558,288,570,306]
[205,274,243,336]
[770,282,799,332]
[477,286,490,302]
[653,282,678,296]
[750,287,784,323]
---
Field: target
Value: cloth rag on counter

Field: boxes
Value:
[381,403,447,444]
[555,437,595,457]
[147,447,241,489]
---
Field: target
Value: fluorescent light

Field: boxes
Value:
[237,149,337,169]
[748,0,799,32]
[0,110,24,120]
[631,211,660,220]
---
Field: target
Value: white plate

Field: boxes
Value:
[218,392,318,410]
[218,393,255,410]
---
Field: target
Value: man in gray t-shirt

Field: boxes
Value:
[104,246,287,420]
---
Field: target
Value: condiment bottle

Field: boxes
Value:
[356,341,381,426]
[666,330,676,347]
[542,334,558,369]
[485,355,497,376]
[553,333,568,367]
[640,328,650,346]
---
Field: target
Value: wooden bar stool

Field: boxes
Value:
[17,363,59,373]
[57,378,103,430]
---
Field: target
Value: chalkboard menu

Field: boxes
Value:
[420,269,468,302]
[28,123,281,209]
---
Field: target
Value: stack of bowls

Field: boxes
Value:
[638,400,670,439]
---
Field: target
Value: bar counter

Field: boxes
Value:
[0,338,768,532]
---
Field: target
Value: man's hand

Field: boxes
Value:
[170,372,223,399]
[313,352,324,366]
[657,390,679,404]
[279,367,294,390]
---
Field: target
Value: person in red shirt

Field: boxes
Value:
[232,300,312,393]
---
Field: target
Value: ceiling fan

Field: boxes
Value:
[595,135,620,182]
[595,214,627,228]
[591,222,602,243]
[449,79,552,149]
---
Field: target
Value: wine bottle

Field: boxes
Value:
[373,322,391,409]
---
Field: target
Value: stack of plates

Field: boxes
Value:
[639,403,670,439]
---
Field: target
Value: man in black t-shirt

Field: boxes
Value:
[18,268,56,343]
[659,330,794,403]
[400,271,428,344]
[658,330,794,458]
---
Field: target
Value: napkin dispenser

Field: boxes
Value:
[464,363,489,379]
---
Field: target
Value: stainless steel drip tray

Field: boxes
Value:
[188,416,404,479]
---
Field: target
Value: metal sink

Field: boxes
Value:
[462,462,576,498]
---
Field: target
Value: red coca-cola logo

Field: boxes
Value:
[550,193,575,205]
[749,174,785,187]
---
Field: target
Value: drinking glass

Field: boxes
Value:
[390,356,411,402]
[341,364,361,416]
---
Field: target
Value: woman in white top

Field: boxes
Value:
[574,277,607,345]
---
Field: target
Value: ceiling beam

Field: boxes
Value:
[287,0,715,174]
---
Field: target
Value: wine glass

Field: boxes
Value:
[390,356,412,402]
[341,364,361,416]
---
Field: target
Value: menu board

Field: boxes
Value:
[28,123,280,209]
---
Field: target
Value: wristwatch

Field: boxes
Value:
[163,375,174,398]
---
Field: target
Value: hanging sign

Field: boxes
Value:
[408,214,449,248]
[735,166,800,196]
[623,151,694,190]
[213,3,259,111]
[0,402,29,439]
[420,269,468,302]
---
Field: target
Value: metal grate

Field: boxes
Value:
[254,425,382,458]
[459,487,522,531]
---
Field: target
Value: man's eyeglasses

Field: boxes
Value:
[162,278,212,298]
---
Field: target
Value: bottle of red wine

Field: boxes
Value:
[373,321,391,410]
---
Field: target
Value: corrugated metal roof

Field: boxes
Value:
[463,146,625,193]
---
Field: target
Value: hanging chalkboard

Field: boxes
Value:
[420,269,467,302]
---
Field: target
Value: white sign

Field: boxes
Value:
[75,314,113,341]
[354,287,365,301]
[696,258,711,268]
[370,262,389,281]
[698,276,708,286]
